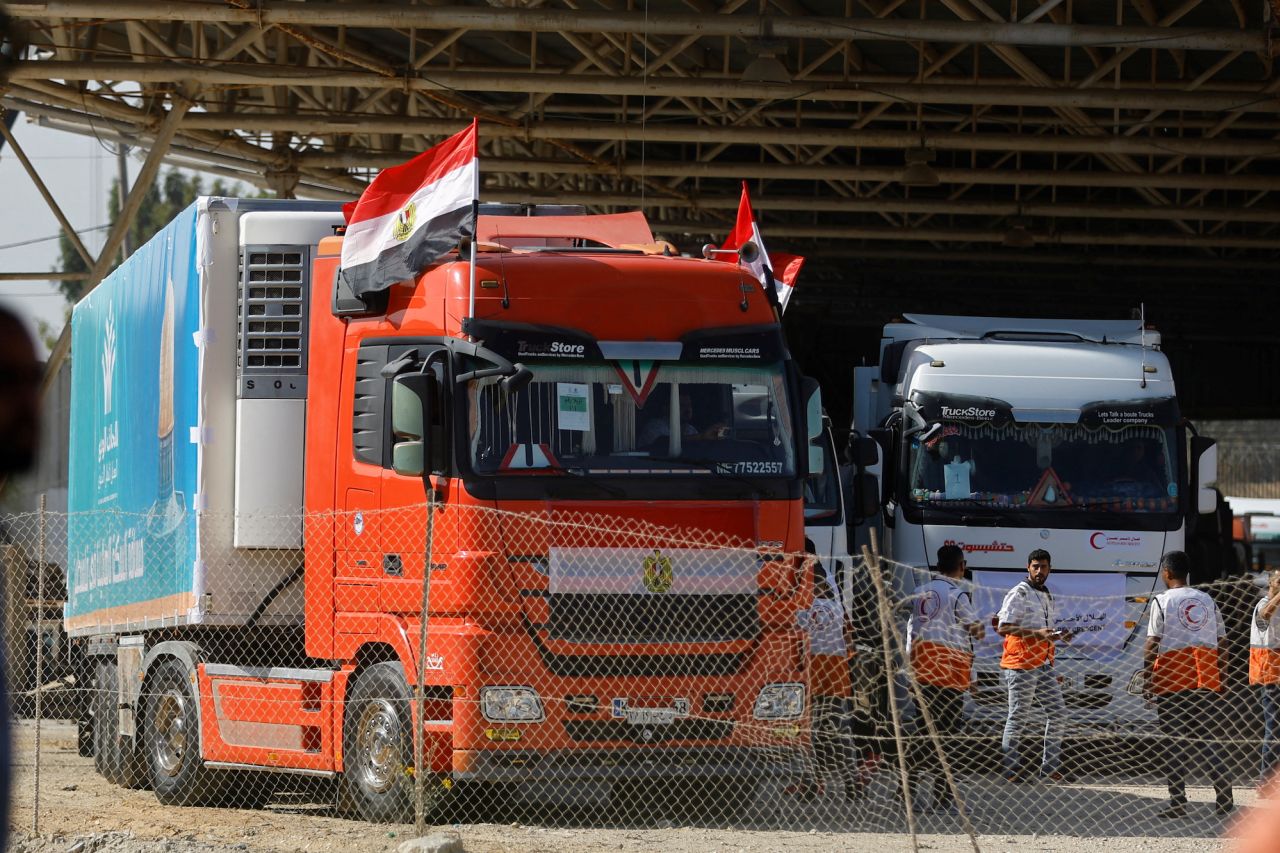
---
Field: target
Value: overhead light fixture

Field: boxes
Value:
[742,40,790,86]
[1003,215,1036,248]
[899,147,939,187]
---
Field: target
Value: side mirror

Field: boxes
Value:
[847,434,878,470]
[868,426,894,503]
[1197,488,1217,515]
[802,378,824,478]
[501,363,534,396]
[392,373,430,440]
[856,472,880,519]
[392,441,425,477]
[391,371,440,477]
[808,444,825,477]
[1192,437,1217,515]
[802,378,823,441]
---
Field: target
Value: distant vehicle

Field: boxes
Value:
[1228,496,1280,574]
[845,314,1220,732]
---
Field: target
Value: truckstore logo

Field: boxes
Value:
[102,305,116,415]
[641,550,673,594]
[516,339,587,358]
[940,405,996,420]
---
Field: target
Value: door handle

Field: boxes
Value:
[383,554,404,576]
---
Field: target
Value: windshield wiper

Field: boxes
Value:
[916,497,1020,524]
[559,466,626,497]
[1065,497,1169,510]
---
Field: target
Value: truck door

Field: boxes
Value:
[379,345,451,612]
[334,340,394,614]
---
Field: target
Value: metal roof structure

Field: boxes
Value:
[1,1,1278,417]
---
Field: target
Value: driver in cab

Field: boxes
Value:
[639,387,727,447]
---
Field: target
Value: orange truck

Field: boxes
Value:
[68,199,823,820]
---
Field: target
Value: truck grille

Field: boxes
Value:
[547,593,760,644]
[541,653,745,679]
[564,719,734,744]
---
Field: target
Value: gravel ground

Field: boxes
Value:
[6,721,1243,853]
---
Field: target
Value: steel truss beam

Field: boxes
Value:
[13,63,1280,116]
[4,4,1269,53]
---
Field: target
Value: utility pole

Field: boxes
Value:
[116,143,132,263]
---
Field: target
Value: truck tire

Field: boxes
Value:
[92,660,141,788]
[143,658,222,805]
[341,661,415,823]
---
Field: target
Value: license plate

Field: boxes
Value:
[624,708,678,725]
[611,697,690,724]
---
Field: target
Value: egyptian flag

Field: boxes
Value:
[719,181,805,313]
[339,120,478,299]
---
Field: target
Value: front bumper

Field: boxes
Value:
[453,744,803,783]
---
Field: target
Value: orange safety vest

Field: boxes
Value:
[811,652,854,697]
[1250,596,1280,686]
[1150,587,1222,694]
[908,578,976,691]
[806,586,853,698]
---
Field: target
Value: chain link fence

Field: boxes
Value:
[1217,442,1280,501]
[0,504,1271,851]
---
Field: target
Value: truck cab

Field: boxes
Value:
[68,201,825,822]
[848,314,1219,731]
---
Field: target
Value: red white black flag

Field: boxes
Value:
[340,120,478,299]
[719,181,804,313]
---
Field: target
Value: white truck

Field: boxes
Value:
[848,314,1220,732]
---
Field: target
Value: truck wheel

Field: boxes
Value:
[144,658,221,805]
[341,662,415,823]
[92,660,142,788]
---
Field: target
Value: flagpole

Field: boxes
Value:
[468,198,478,337]
[467,119,480,340]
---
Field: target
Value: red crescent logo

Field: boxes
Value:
[1090,532,1106,549]
[918,589,942,621]
[1177,600,1206,631]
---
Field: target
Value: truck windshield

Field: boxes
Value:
[466,362,795,477]
[906,421,1178,513]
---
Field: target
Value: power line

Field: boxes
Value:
[0,223,109,253]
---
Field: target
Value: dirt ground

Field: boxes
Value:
[5,721,1244,853]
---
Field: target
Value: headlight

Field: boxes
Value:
[480,686,545,722]
[753,683,805,720]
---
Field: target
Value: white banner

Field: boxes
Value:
[970,570,1127,658]
[549,547,757,595]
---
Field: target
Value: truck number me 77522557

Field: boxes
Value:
[717,461,784,475]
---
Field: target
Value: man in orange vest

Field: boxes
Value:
[787,558,868,801]
[1143,550,1232,818]
[1251,571,1280,790]
[907,544,985,814]
[996,549,1071,782]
